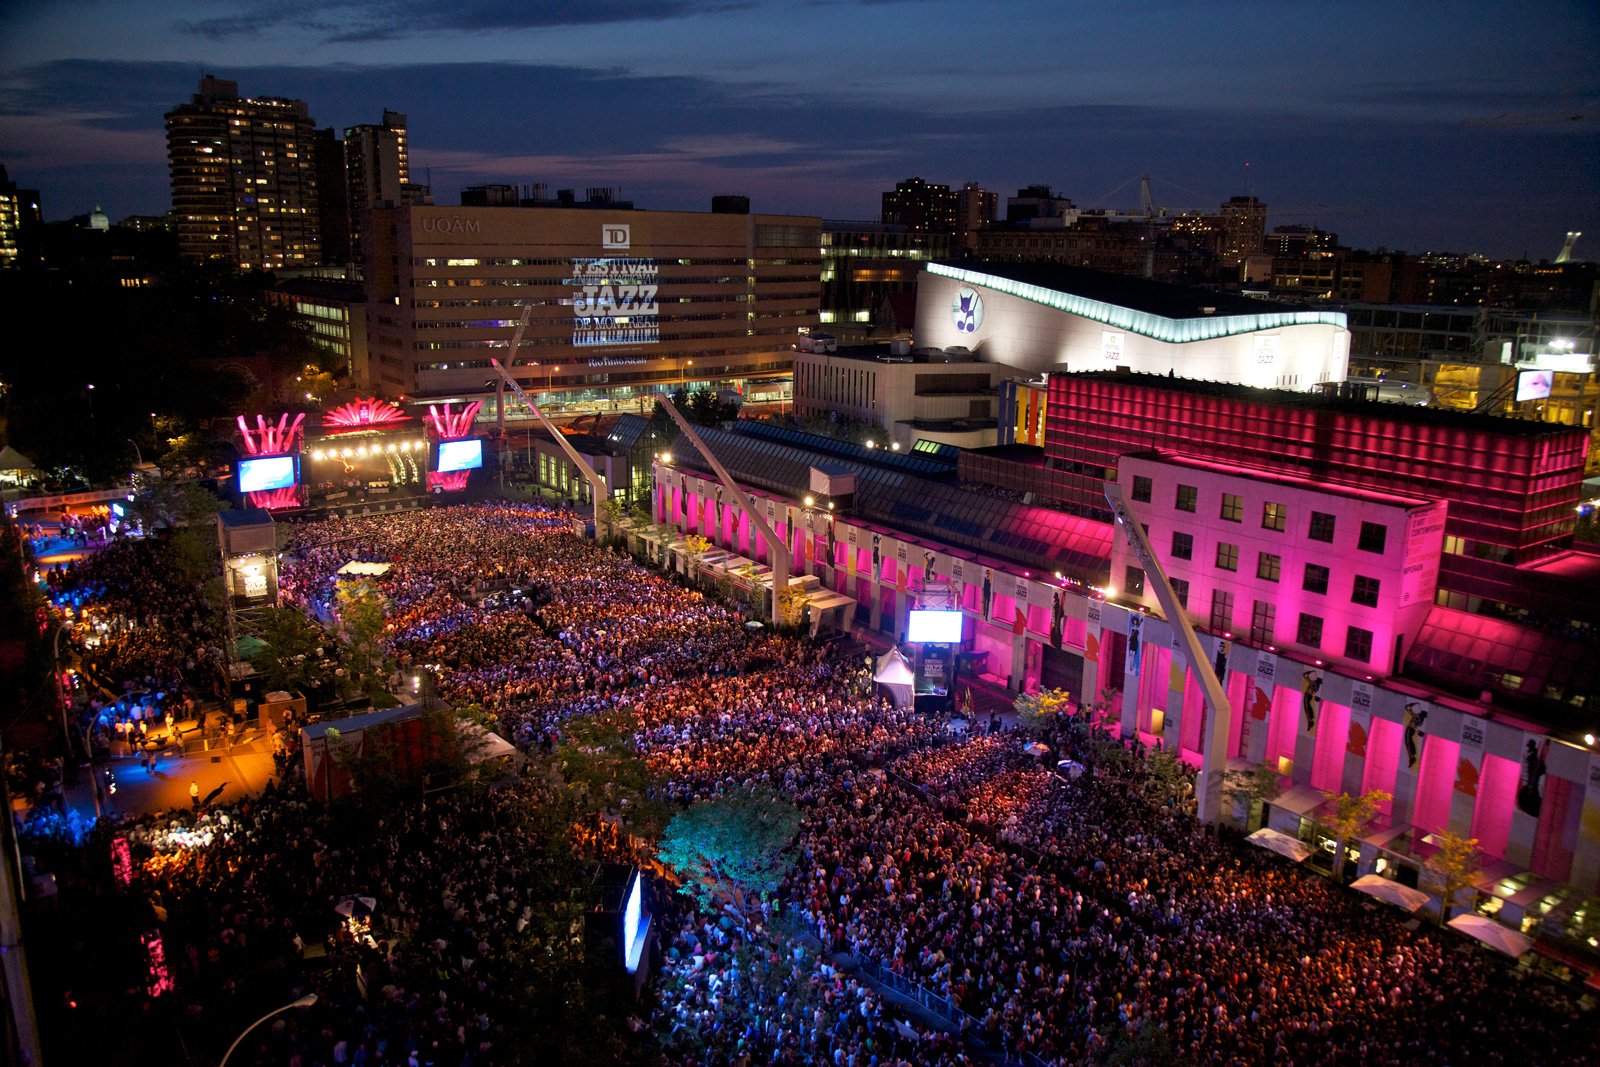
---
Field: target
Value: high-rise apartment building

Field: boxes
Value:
[165,75,322,270]
[955,182,996,251]
[313,128,350,267]
[881,177,956,236]
[344,110,427,267]
[1220,195,1267,265]
[0,165,42,271]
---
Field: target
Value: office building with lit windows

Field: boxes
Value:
[820,220,950,338]
[363,204,818,399]
[165,76,322,270]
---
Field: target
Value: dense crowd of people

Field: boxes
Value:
[18,501,1596,1066]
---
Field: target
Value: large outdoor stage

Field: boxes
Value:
[234,398,491,513]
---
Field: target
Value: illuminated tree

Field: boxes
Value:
[598,496,627,544]
[1318,788,1391,880]
[657,789,801,935]
[1013,687,1072,736]
[774,582,807,629]
[682,533,711,579]
[1425,830,1481,924]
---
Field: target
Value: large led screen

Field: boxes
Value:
[622,872,646,973]
[1516,369,1553,402]
[238,455,298,493]
[907,609,964,643]
[436,438,484,473]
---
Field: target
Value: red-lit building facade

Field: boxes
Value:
[1042,372,1589,613]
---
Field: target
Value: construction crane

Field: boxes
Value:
[1104,482,1232,825]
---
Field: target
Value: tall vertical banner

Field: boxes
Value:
[1126,614,1144,678]
[1167,645,1188,752]
[1391,700,1430,827]
[1084,600,1103,713]
[1572,757,1600,893]
[1247,652,1277,764]
[1346,681,1374,795]
[896,543,909,592]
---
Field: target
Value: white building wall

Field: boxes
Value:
[915,271,1349,389]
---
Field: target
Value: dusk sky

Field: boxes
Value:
[2,0,1597,259]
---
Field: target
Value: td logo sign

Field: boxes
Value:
[602,224,631,249]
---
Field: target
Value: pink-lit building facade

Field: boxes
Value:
[1110,453,1447,678]
[652,443,1600,924]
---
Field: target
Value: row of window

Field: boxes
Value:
[1160,533,1383,606]
[1157,578,1378,663]
[410,325,799,350]
[1132,475,1390,553]
[412,256,819,268]
[412,275,812,287]
[412,292,815,309]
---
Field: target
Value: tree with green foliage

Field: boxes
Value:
[683,387,737,426]
[334,579,392,704]
[657,788,802,934]
[1104,1020,1181,1066]
[128,479,227,533]
[1318,788,1391,880]
[1224,763,1282,830]
[682,533,711,580]
[0,520,64,745]
[1013,687,1073,736]
[1425,830,1481,924]
[1081,726,1135,775]
[552,713,670,846]
[247,605,332,694]
[1144,748,1192,808]
[598,495,627,543]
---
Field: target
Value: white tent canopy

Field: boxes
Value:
[1246,827,1314,863]
[0,445,38,473]
[459,722,518,764]
[337,561,393,577]
[1448,913,1535,957]
[874,647,915,708]
[1350,874,1431,913]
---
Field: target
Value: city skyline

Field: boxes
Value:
[2,0,1597,259]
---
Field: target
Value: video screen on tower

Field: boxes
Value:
[1516,369,1553,402]
[237,455,298,493]
[435,438,484,473]
[907,610,964,643]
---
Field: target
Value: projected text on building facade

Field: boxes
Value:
[568,258,660,346]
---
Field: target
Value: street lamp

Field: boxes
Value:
[219,993,318,1067]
